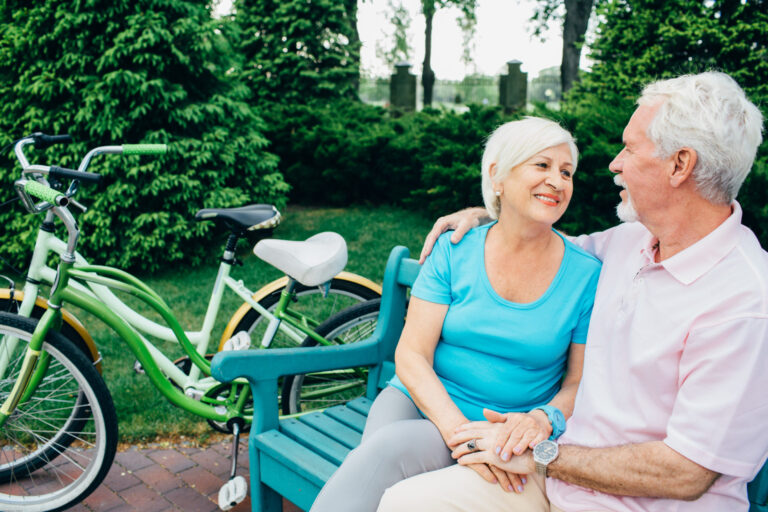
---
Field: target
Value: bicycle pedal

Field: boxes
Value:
[222,331,251,351]
[133,360,145,374]
[218,475,247,510]
[185,388,204,400]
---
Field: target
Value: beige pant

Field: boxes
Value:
[377,464,565,512]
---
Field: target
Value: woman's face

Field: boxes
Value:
[494,143,574,227]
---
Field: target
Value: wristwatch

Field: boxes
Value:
[533,405,566,439]
[533,439,559,477]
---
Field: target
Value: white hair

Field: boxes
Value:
[481,117,578,219]
[639,72,764,204]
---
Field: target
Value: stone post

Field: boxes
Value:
[390,62,417,113]
[499,60,527,113]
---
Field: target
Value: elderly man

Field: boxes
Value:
[377,72,768,511]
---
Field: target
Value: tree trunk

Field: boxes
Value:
[422,5,436,106]
[343,0,360,97]
[561,0,594,93]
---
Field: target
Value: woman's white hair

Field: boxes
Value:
[481,117,578,219]
[639,72,764,204]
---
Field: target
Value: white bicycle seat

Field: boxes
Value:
[253,232,348,287]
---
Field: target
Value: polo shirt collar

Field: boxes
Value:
[658,201,743,285]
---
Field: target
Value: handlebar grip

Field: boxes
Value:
[25,181,68,206]
[32,133,73,149]
[49,166,102,184]
[122,144,167,155]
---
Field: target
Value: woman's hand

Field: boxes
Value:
[456,435,536,476]
[449,421,530,493]
[450,409,551,462]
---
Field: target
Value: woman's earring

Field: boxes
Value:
[495,190,501,197]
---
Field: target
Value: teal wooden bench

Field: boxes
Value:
[210,245,768,512]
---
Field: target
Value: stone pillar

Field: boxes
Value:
[390,62,416,112]
[499,60,527,113]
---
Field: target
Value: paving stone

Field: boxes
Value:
[134,463,183,494]
[191,449,231,478]
[115,449,155,472]
[147,449,196,473]
[103,464,142,492]
[82,483,126,510]
[164,486,218,512]
[179,466,222,497]
[119,483,173,511]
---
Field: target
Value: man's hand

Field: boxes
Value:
[419,207,489,263]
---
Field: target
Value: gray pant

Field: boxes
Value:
[309,386,456,512]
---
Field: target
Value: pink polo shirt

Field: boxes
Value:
[548,202,768,512]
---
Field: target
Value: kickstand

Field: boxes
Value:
[218,419,248,511]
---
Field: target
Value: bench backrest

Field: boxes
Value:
[361,246,420,399]
[750,460,768,511]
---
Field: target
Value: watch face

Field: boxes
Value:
[533,440,558,464]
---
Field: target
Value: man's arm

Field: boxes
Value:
[419,207,490,263]
[458,439,719,501]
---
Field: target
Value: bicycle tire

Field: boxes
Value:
[282,298,381,415]
[0,295,99,368]
[223,277,381,351]
[0,312,118,512]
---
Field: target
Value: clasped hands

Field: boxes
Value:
[447,409,551,493]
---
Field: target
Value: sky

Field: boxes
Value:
[213,0,567,81]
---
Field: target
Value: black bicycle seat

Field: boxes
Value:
[194,204,281,234]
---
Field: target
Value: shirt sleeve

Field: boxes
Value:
[664,316,768,477]
[570,265,600,344]
[411,233,453,305]
[569,226,621,261]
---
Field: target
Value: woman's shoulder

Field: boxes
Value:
[562,234,602,273]
[434,222,491,252]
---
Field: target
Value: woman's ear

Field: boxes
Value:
[489,163,497,180]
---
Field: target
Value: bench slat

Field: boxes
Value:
[346,396,373,416]
[298,412,362,448]
[280,418,350,466]
[324,405,367,433]
[254,430,337,488]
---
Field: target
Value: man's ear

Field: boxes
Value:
[670,148,697,188]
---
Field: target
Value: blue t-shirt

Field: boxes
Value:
[389,222,601,421]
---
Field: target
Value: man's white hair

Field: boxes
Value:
[639,72,764,204]
[481,117,578,219]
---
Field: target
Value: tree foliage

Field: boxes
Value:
[0,0,287,272]
[375,0,413,71]
[567,0,768,243]
[235,0,361,104]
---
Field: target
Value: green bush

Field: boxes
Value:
[263,101,513,215]
[0,1,288,273]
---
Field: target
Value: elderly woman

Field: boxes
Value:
[310,117,601,512]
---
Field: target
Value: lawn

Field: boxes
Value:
[73,205,433,443]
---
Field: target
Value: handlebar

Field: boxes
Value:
[30,133,73,149]
[10,133,168,214]
[49,166,102,184]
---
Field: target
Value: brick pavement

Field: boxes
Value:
[68,436,302,512]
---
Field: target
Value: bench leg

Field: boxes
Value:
[250,441,282,512]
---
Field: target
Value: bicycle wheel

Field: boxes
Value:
[0,312,118,512]
[223,276,381,351]
[282,299,381,415]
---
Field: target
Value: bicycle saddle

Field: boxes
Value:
[254,232,348,287]
[194,204,281,233]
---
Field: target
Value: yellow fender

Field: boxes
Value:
[219,271,382,350]
[0,289,102,373]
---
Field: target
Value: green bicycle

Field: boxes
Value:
[0,135,381,511]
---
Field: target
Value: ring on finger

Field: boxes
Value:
[467,439,478,451]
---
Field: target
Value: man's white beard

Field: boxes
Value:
[614,174,639,223]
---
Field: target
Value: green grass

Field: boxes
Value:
[69,205,432,442]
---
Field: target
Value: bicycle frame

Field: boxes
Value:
[12,211,340,401]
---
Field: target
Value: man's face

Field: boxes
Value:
[609,103,670,223]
